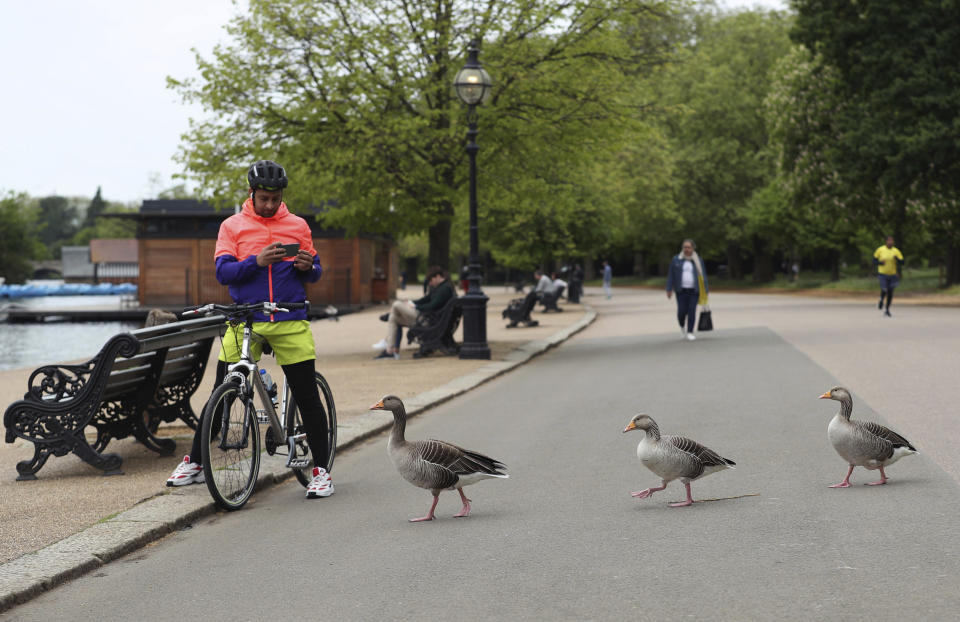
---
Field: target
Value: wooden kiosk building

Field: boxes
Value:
[132,200,397,308]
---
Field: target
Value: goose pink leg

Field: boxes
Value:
[830,465,854,488]
[631,482,667,499]
[453,488,472,518]
[668,482,694,507]
[866,466,888,486]
[410,494,440,522]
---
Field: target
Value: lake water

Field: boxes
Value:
[0,294,140,371]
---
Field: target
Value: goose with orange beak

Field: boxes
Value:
[371,395,508,522]
[623,414,735,507]
[819,386,916,487]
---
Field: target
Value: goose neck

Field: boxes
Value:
[388,406,407,446]
[838,397,853,420]
[644,422,661,442]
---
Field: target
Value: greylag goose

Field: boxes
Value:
[370,395,509,522]
[819,386,916,487]
[622,414,735,507]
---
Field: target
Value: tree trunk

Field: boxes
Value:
[584,258,596,281]
[726,243,743,279]
[830,250,840,281]
[633,251,646,277]
[752,236,775,284]
[403,257,420,286]
[657,250,671,277]
[946,244,960,286]
[427,215,451,273]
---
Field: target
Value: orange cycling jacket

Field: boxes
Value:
[214,198,322,321]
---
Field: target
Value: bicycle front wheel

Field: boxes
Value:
[291,372,337,487]
[201,381,261,510]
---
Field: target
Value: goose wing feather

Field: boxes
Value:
[668,436,736,473]
[408,440,460,490]
[425,439,507,476]
[859,420,916,451]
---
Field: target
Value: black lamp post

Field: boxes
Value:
[454,40,492,360]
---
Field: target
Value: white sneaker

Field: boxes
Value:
[306,466,334,498]
[686,333,696,341]
[166,455,204,487]
[371,338,387,350]
[680,327,687,338]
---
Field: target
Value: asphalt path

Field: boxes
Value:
[7,290,960,621]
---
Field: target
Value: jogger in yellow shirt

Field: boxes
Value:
[873,235,904,317]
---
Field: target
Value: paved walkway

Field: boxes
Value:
[6,286,959,620]
[3,284,958,615]
[0,289,593,611]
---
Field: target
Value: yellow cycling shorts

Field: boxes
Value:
[218,320,316,366]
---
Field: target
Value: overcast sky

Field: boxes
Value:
[1,0,787,205]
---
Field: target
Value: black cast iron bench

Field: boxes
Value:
[540,285,565,312]
[407,296,463,358]
[502,290,540,328]
[3,315,226,480]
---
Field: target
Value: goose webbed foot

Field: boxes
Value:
[453,488,472,518]
[865,467,888,486]
[631,483,667,499]
[829,465,854,488]
[410,494,440,522]
[667,482,695,507]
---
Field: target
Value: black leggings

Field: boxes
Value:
[191,360,330,469]
[879,287,894,309]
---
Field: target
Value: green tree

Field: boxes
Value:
[35,196,80,258]
[792,0,960,284]
[763,45,855,278]
[169,0,676,271]
[82,186,107,228]
[652,8,792,279]
[0,193,42,283]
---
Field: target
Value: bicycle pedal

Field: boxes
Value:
[286,457,311,469]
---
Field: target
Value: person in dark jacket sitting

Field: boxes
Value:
[374,266,454,359]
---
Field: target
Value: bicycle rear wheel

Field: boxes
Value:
[291,372,337,487]
[201,381,261,510]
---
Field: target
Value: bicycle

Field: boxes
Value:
[183,301,337,511]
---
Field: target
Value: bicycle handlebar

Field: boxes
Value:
[183,301,310,319]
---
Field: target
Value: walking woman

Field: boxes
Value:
[666,239,708,341]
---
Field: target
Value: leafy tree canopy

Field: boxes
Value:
[169,0,678,270]
[0,193,44,283]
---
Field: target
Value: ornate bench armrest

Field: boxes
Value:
[26,361,97,403]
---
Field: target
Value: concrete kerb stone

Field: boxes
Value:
[0,303,596,614]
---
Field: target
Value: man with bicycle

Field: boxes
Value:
[167,160,334,498]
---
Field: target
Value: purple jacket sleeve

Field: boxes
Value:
[216,255,260,285]
[296,254,323,283]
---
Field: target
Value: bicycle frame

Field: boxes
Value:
[223,318,308,466]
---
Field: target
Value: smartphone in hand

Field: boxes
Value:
[281,243,300,258]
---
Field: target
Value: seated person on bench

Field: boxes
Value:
[373,266,454,360]
[533,269,553,300]
[550,272,567,299]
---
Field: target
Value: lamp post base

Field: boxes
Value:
[459,290,490,360]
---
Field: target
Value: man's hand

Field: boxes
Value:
[666,290,673,299]
[257,243,286,267]
[293,249,314,271]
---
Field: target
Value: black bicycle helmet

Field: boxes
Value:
[247,160,288,190]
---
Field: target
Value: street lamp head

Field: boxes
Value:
[454,41,492,106]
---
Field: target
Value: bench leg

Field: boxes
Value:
[16,433,124,479]
[130,417,177,455]
[15,445,51,481]
[69,433,124,476]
